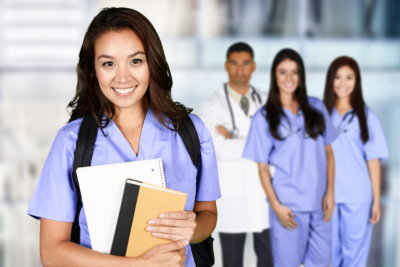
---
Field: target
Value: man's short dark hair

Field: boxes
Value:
[226,42,254,60]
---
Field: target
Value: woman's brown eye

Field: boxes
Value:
[132,58,143,64]
[102,61,113,67]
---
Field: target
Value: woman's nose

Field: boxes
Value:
[115,66,131,83]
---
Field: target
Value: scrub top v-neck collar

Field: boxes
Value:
[282,106,300,118]
[333,107,353,118]
[282,107,304,128]
[105,108,155,161]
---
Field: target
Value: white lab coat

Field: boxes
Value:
[198,85,269,233]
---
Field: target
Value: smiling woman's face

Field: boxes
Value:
[333,65,356,101]
[275,59,299,97]
[94,28,150,114]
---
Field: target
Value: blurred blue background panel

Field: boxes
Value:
[0,0,399,266]
[303,39,400,69]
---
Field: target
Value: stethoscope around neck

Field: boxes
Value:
[337,110,355,134]
[223,83,262,138]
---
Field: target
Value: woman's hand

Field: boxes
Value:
[369,201,381,224]
[139,240,188,267]
[273,204,297,229]
[146,211,197,242]
[323,191,334,222]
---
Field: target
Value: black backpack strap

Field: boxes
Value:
[71,114,99,243]
[177,116,215,267]
[177,116,201,168]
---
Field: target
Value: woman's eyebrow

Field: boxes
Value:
[97,55,113,60]
[128,51,145,58]
[97,51,145,60]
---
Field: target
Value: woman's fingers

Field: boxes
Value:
[369,206,381,224]
[147,225,194,240]
[149,211,196,227]
[159,211,196,220]
[142,241,188,266]
[323,204,334,222]
[322,196,334,222]
[147,211,196,241]
[280,215,297,229]
[149,218,196,228]
[323,209,332,222]
[177,248,187,266]
[288,210,294,219]
[286,219,297,229]
[151,240,188,254]
[276,205,297,229]
[151,232,184,241]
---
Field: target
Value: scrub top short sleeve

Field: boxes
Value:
[364,109,389,161]
[242,108,273,163]
[189,114,221,202]
[27,123,78,222]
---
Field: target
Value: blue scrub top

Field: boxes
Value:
[243,97,337,212]
[27,108,221,267]
[331,107,388,203]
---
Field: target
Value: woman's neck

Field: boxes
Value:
[113,101,148,156]
[113,101,148,130]
[335,97,352,115]
[280,93,298,115]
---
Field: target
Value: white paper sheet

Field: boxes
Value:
[76,158,166,253]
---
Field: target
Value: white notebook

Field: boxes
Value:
[76,158,166,253]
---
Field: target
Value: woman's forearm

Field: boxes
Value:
[191,201,217,243]
[367,159,381,204]
[40,219,142,267]
[257,162,280,210]
[325,145,335,195]
[41,218,188,267]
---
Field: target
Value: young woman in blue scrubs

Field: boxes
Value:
[27,8,220,267]
[323,56,388,267]
[243,48,337,267]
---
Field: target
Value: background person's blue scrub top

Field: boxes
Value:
[28,108,221,267]
[331,107,389,203]
[243,97,337,212]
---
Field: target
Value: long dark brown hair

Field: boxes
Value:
[68,7,191,130]
[323,56,369,143]
[265,48,325,140]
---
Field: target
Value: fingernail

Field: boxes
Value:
[148,219,156,224]
[181,239,189,246]
[159,213,166,218]
[146,226,154,231]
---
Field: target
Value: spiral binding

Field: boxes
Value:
[157,158,166,188]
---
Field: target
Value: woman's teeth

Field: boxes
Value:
[114,86,136,94]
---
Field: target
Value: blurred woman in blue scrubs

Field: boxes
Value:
[243,48,337,267]
[323,56,388,267]
[27,7,220,267]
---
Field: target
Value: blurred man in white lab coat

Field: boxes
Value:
[199,42,273,267]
